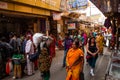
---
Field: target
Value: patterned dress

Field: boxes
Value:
[38,48,51,72]
[38,47,51,80]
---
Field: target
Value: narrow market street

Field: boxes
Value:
[0,0,120,80]
[3,47,111,80]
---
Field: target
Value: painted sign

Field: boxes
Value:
[67,0,88,10]
[68,23,76,29]
[53,13,62,20]
[0,1,7,9]
[57,24,61,33]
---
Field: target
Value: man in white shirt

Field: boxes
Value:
[25,35,35,76]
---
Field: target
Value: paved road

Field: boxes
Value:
[3,47,111,80]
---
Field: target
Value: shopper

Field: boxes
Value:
[86,37,99,76]
[38,39,51,80]
[66,41,84,80]
[12,52,23,79]
[9,33,19,57]
[62,33,73,67]
[0,37,13,78]
[25,35,35,76]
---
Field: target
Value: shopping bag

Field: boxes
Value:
[86,55,92,59]
[29,52,39,62]
[6,61,10,75]
[6,60,13,75]
[9,61,13,72]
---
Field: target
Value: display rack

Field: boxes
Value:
[105,50,120,80]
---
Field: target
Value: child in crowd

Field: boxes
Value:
[12,52,23,79]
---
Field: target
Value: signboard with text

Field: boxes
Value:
[68,23,76,29]
[0,1,7,9]
[67,0,88,10]
[53,13,62,20]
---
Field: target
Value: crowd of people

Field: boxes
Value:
[0,31,56,80]
[0,28,115,80]
[63,29,114,80]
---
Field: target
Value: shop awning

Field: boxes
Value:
[90,0,120,15]
[68,12,81,18]
[62,12,81,19]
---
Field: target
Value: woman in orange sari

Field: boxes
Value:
[66,41,84,80]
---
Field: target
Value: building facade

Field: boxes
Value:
[0,0,61,37]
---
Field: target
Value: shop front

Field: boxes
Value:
[90,0,120,79]
[0,0,62,78]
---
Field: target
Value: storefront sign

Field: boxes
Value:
[0,1,7,9]
[68,23,76,29]
[67,0,88,10]
[57,24,61,33]
[53,13,62,20]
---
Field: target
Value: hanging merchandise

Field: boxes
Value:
[104,17,111,29]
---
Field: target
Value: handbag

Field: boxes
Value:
[29,43,41,62]
[86,55,92,59]
[29,52,39,62]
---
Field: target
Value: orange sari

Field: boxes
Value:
[96,35,104,54]
[66,48,84,80]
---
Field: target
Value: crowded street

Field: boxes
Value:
[0,0,120,80]
[3,47,111,80]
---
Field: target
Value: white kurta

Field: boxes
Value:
[25,39,34,75]
[25,39,34,55]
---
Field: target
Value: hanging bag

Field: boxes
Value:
[29,43,41,62]
[6,59,13,75]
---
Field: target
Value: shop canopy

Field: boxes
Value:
[90,0,120,16]
[61,11,81,19]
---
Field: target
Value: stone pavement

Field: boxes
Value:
[2,47,111,80]
[84,47,111,80]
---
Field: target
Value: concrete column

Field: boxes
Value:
[46,18,49,36]
[33,22,37,33]
[37,18,40,32]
